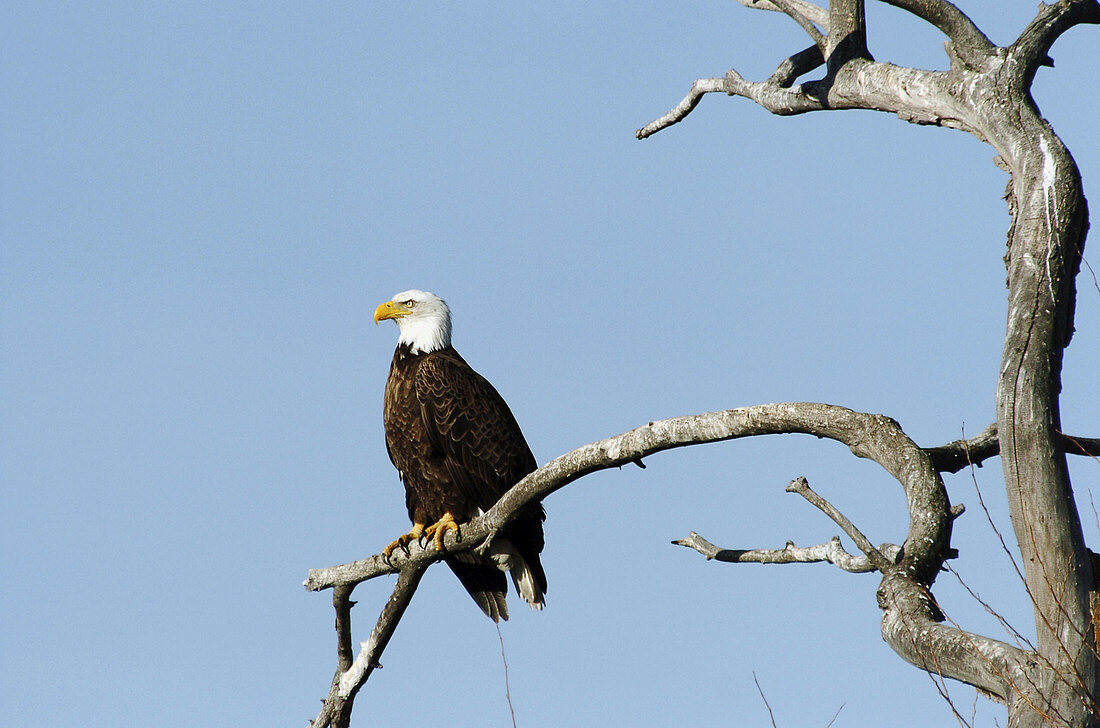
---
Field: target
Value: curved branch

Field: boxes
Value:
[636,77,729,140]
[1011,0,1100,84]
[306,402,1038,706]
[877,572,1034,705]
[876,0,993,67]
[309,402,946,591]
[475,403,953,579]
[768,44,825,87]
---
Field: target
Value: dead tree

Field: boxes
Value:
[305,2,1100,726]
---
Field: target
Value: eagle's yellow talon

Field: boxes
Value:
[384,523,426,558]
[424,513,460,551]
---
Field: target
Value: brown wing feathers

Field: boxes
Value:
[389,346,546,620]
[415,350,536,513]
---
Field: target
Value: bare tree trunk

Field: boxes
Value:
[994,98,1094,728]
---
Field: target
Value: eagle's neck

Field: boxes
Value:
[396,311,452,355]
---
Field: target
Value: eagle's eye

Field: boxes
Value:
[403,300,415,308]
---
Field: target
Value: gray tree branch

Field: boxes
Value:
[786,476,891,569]
[924,424,1100,474]
[309,402,1031,705]
[309,404,906,590]
[640,57,986,138]
[768,45,826,87]
[311,403,941,592]
[926,423,1000,473]
[673,531,900,572]
[1011,0,1100,85]
[826,0,869,69]
[309,564,428,728]
[735,0,830,29]
[635,77,729,140]
[876,0,993,67]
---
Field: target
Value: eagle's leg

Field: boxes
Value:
[423,512,460,551]
[383,522,426,558]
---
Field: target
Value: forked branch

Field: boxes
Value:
[639,0,1100,141]
[309,564,428,728]
[674,531,901,572]
[786,476,891,570]
[310,401,952,594]
[309,402,1025,712]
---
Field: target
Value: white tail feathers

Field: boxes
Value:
[510,559,544,610]
[486,538,545,610]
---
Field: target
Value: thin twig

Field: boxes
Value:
[1080,255,1100,300]
[497,622,518,728]
[636,77,728,139]
[824,703,845,728]
[945,563,1034,653]
[753,672,780,728]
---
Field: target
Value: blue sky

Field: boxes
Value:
[3,2,1098,726]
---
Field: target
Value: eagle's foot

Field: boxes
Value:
[424,512,460,551]
[383,523,426,559]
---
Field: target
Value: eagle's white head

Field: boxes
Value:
[374,289,453,354]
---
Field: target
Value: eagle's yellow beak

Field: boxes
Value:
[374,300,409,325]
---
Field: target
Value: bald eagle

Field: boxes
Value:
[374,289,547,621]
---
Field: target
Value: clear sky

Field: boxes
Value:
[3,2,1098,726]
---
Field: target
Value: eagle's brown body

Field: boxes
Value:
[382,341,547,621]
